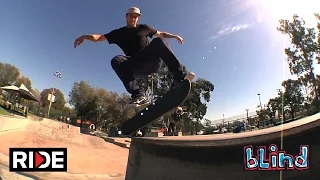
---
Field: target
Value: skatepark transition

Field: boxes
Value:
[125,113,320,180]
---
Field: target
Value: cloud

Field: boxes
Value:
[210,21,254,40]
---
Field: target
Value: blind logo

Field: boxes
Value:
[9,148,67,172]
[244,144,309,170]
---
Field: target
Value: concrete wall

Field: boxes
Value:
[125,113,320,180]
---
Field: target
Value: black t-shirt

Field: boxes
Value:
[104,24,157,56]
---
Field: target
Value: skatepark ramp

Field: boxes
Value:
[125,113,320,180]
[40,118,80,133]
[0,115,29,133]
[0,116,128,179]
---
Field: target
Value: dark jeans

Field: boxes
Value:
[111,37,184,98]
[168,122,176,134]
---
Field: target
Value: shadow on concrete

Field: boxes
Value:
[0,163,39,180]
[79,127,97,137]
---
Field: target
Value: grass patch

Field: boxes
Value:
[0,106,12,116]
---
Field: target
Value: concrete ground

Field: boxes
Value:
[0,116,128,180]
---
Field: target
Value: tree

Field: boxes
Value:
[204,119,211,127]
[107,93,136,126]
[267,97,282,119]
[69,81,97,121]
[90,89,134,125]
[68,81,135,126]
[40,88,66,111]
[316,75,320,99]
[28,88,41,113]
[277,14,320,101]
[136,65,214,131]
[183,78,215,121]
[282,79,304,120]
[93,88,112,122]
[59,106,76,119]
[298,74,312,104]
[256,108,270,128]
[0,62,20,87]
[316,13,320,58]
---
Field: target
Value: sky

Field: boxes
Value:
[1,0,320,121]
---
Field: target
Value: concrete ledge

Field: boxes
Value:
[125,113,320,180]
[113,141,130,148]
[104,137,131,149]
[145,132,163,137]
[0,116,29,133]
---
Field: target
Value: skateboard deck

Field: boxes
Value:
[120,79,191,136]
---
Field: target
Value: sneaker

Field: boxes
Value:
[171,72,196,90]
[125,96,149,109]
[184,72,196,82]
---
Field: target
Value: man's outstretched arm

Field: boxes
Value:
[154,31,184,44]
[155,31,177,38]
[82,34,107,42]
[74,34,107,48]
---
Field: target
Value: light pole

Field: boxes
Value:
[147,73,156,104]
[222,114,225,127]
[222,114,224,122]
[47,71,62,118]
[245,109,251,130]
[245,109,249,120]
[257,93,264,128]
[257,93,262,110]
[276,89,282,120]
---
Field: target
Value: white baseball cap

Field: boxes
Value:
[126,7,142,16]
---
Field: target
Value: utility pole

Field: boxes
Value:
[47,71,62,119]
[257,93,262,110]
[245,108,250,126]
[257,93,264,128]
[276,88,282,120]
[276,89,282,94]
[222,114,225,125]
[245,109,249,120]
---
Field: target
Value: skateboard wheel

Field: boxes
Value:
[175,106,183,114]
[136,130,142,136]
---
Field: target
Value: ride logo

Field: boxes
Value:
[9,148,67,172]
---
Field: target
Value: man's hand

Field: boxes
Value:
[74,36,84,48]
[175,35,184,44]
[155,31,184,44]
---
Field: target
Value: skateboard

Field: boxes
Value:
[120,79,191,137]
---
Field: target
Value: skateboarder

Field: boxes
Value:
[74,7,195,108]
[168,106,183,135]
